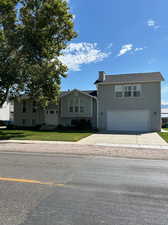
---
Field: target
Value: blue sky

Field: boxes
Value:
[60,0,168,106]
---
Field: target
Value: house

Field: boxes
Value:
[14,71,164,132]
[161,108,168,127]
[95,71,164,132]
[14,90,98,129]
[0,101,14,124]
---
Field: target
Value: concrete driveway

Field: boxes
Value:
[78,132,167,146]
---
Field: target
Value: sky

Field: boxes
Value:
[60,0,168,106]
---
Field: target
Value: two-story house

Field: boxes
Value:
[14,71,164,132]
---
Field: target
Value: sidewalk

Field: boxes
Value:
[1,140,168,160]
[1,139,168,150]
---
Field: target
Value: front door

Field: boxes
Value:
[45,109,58,126]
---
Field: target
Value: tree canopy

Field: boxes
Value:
[0,0,77,106]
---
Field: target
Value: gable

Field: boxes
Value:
[61,89,97,99]
[60,90,95,118]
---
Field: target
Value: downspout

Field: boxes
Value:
[96,84,99,129]
[96,97,99,129]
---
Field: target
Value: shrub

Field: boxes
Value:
[71,119,92,130]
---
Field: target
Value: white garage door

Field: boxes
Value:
[107,110,150,131]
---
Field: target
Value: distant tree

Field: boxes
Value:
[0,0,77,106]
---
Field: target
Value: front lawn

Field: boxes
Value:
[159,132,168,143]
[0,129,93,142]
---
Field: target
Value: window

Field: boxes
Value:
[50,110,54,114]
[22,100,26,113]
[124,86,132,97]
[32,101,36,113]
[75,106,79,113]
[80,106,84,113]
[32,119,36,125]
[69,106,73,112]
[115,85,141,98]
[115,85,123,98]
[68,98,84,113]
[22,119,26,125]
[69,99,74,112]
[133,86,141,97]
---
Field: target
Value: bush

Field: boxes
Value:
[162,123,168,128]
[0,121,4,126]
[56,124,66,130]
[6,124,15,129]
[71,119,92,130]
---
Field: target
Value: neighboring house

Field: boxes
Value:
[0,101,14,124]
[14,71,164,132]
[161,108,168,127]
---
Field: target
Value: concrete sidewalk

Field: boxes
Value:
[0,139,168,150]
[1,140,168,160]
[0,140,168,150]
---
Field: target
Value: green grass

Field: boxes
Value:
[0,129,94,142]
[159,132,168,143]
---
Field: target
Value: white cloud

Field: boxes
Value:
[162,101,168,106]
[147,19,156,27]
[108,43,113,49]
[161,83,168,107]
[118,44,133,56]
[134,47,144,52]
[162,83,168,100]
[147,19,160,29]
[59,42,110,71]
[117,44,145,57]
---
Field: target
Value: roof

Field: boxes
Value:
[60,89,97,98]
[95,72,164,84]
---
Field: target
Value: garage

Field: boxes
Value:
[107,110,150,132]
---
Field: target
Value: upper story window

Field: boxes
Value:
[115,84,141,98]
[69,98,85,113]
[74,98,79,113]
[69,99,74,112]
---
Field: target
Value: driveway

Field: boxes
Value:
[78,132,167,146]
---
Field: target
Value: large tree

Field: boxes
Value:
[0,0,76,106]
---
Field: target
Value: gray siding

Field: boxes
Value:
[60,91,97,128]
[98,82,161,131]
[14,92,97,129]
[14,99,45,127]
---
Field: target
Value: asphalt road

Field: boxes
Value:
[0,152,168,225]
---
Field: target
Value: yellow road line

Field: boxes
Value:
[0,177,64,187]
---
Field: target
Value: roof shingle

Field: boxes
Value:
[95,72,164,84]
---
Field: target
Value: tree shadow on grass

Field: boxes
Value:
[0,131,27,140]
